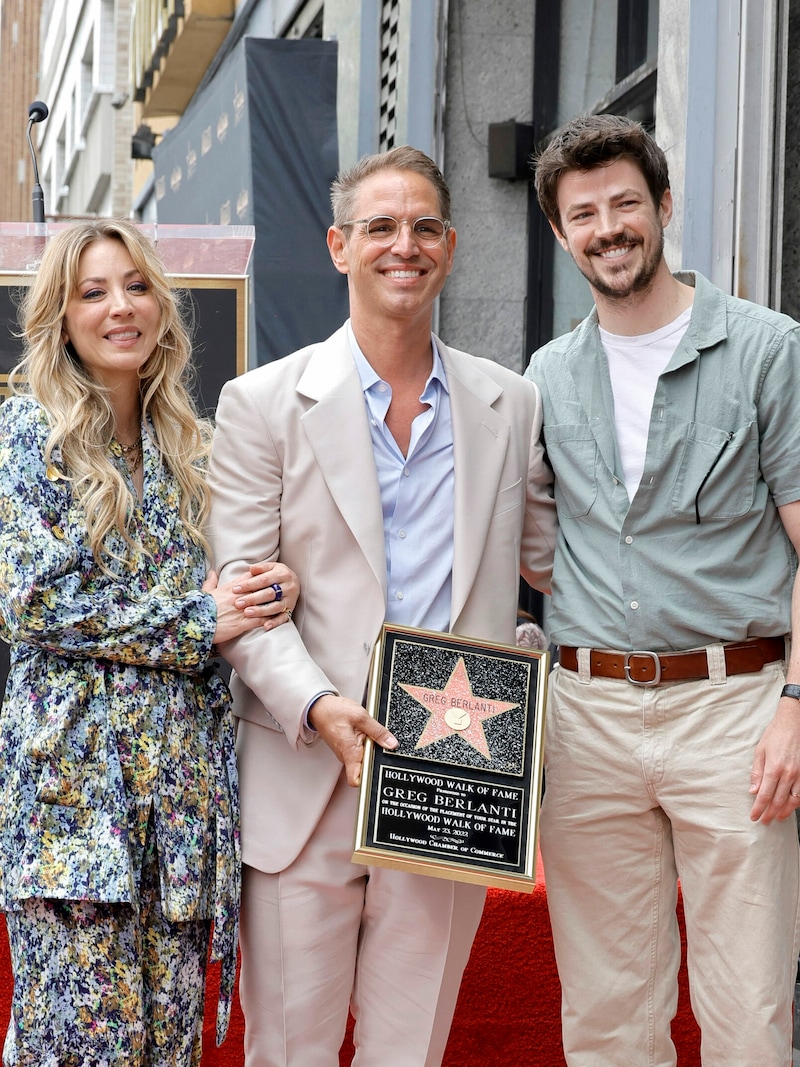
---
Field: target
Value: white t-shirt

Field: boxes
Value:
[600,306,692,499]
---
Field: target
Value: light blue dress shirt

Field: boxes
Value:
[348,322,454,633]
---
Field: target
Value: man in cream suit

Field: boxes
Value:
[208,146,556,1066]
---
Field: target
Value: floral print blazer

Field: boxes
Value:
[0,395,240,1041]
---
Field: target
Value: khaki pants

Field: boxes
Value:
[541,659,800,1067]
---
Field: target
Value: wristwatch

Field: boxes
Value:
[780,684,800,700]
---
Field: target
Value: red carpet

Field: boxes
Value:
[0,866,701,1064]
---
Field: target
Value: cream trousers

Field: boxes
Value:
[238,772,486,1067]
[541,659,800,1067]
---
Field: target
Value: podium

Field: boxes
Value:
[0,221,256,693]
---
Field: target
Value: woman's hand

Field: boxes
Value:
[204,561,300,644]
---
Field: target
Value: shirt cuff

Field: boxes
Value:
[302,690,337,741]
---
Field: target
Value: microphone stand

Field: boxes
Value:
[27,120,45,224]
[26,102,48,223]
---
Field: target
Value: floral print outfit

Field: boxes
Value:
[0,396,240,1064]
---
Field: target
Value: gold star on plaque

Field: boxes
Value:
[399,657,519,759]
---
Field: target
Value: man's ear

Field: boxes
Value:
[327,226,350,275]
[549,218,569,253]
[444,226,456,276]
[659,187,674,230]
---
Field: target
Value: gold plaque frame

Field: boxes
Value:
[354,623,548,893]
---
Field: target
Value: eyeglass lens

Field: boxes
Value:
[365,216,446,244]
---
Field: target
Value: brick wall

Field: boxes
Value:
[0,0,44,222]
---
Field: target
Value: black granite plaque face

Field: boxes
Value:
[354,624,548,892]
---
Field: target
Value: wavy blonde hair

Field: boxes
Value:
[10,218,211,570]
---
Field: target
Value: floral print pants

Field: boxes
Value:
[2,831,211,1066]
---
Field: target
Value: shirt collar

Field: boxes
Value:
[579,271,728,357]
[346,319,449,397]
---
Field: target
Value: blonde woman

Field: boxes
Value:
[0,218,296,1066]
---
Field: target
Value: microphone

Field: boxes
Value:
[27,101,49,223]
[28,101,48,123]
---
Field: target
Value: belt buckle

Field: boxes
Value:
[624,650,662,687]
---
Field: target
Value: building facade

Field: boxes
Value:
[124,0,800,370]
[1,0,137,222]
[3,0,799,360]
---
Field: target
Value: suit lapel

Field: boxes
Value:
[297,329,387,596]
[442,343,509,627]
[296,331,519,619]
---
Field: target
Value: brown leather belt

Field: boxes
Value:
[559,636,785,687]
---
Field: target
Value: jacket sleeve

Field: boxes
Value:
[519,379,557,594]
[0,399,216,670]
[207,373,336,749]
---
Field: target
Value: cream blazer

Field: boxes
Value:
[207,324,556,873]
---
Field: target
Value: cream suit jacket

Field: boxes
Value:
[207,323,556,874]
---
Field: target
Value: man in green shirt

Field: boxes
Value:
[526,113,800,1066]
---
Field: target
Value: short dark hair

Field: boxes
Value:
[330,145,451,227]
[534,114,670,235]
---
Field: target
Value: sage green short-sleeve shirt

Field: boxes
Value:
[525,272,800,651]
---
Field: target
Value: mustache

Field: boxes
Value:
[586,232,643,255]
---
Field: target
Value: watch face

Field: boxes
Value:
[781,684,800,700]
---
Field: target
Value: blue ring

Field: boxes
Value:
[271,583,283,601]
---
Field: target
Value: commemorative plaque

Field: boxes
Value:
[353,623,548,893]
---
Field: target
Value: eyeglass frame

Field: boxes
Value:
[338,215,452,245]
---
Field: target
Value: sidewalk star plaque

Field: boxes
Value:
[353,624,548,892]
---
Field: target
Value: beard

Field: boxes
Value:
[578,226,665,301]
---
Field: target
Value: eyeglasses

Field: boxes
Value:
[339,215,451,246]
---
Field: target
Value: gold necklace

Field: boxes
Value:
[117,435,143,474]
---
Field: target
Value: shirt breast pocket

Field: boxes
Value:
[670,421,757,521]
[542,423,599,518]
